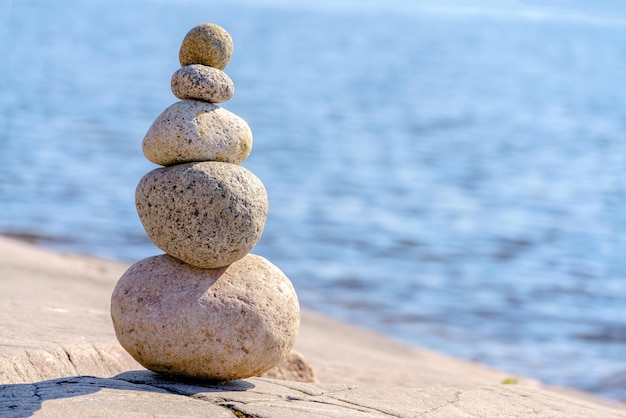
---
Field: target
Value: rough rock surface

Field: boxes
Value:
[261,351,316,383]
[2,236,625,417]
[3,372,626,418]
[135,161,267,269]
[111,253,300,381]
[142,100,252,166]
[179,23,233,70]
[171,64,234,103]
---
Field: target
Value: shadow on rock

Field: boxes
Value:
[114,369,256,395]
[0,370,255,418]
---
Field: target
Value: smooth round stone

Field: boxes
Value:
[171,64,234,103]
[136,161,268,269]
[142,100,252,166]
[179,23,233,70]
[111,253,300,381]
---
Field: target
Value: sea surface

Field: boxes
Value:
[1,0,625,401]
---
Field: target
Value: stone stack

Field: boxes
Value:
[110,23,300,381]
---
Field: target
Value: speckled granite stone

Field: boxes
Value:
[179,23,233,70]
[142,100,252,166]
[111,253,300,381]
[171,64,234,103]
[135,161,268,269]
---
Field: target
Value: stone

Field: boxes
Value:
[171,64,234,103]
[110,253,300,381]
[135,161,268,269]
[261,351,316,383]
[142,100,252,166]
[179,23,233,70]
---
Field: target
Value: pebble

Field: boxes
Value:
[261,351,316,383]
[179,23,233,70]
[135,161,268,269]
[111,253,300,381]
[142,100,252,166]
[171,64,234,103]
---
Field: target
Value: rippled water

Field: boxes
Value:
[1,0,625,400]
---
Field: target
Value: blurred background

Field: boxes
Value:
[1,0,625,401]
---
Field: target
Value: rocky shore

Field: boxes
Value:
[0,235,624,417]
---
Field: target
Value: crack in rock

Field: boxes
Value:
[258,377,357,396]
[417,390,462,418]
[325,395,402,417]
[221,380,402,417]
[293,396,395,416]
[60,347,79,375]
[221,403,255,418]
[63,348,74,368]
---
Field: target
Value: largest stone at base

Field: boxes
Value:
[110,253,300,381]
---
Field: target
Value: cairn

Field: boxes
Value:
[110,23,300,381]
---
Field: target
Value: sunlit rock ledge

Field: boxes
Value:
[1,236,624,417]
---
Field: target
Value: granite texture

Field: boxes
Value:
[171,64,234,103]
[136,161,268,269]
[110,253,300,381]
[179,23,233,70]
[261,351,316,383]
[142,100,252,166]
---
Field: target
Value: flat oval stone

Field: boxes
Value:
[111,253,300,381]
[142,100,252,166]
[179,23,233,70]
[171,64,234,103]
[136,162,268,269]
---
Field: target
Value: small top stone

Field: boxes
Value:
[179,23,233,70]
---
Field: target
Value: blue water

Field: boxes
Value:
[1,0,625,401]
